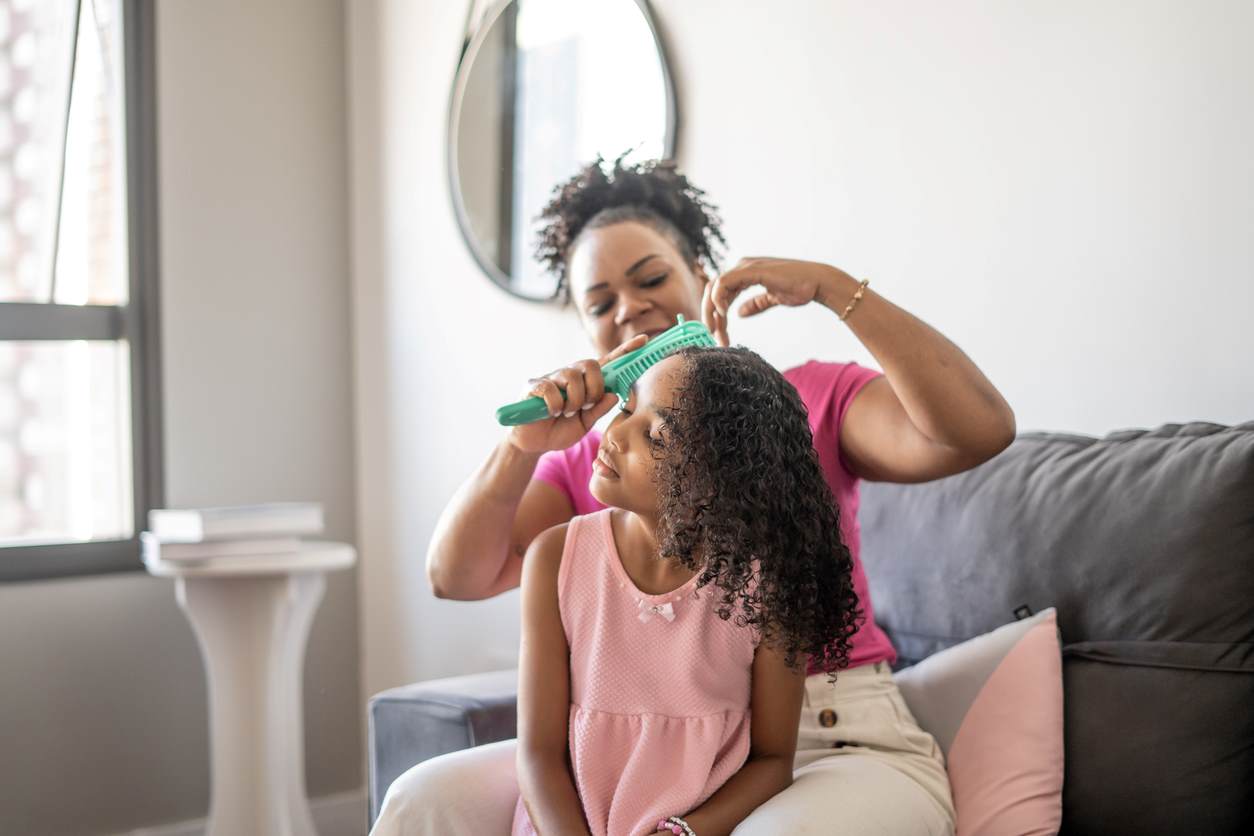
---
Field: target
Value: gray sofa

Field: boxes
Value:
[369,422,1254,834]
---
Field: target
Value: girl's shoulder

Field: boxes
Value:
[523,521,569,581]
[524,508,612,583]
[568,507,614,552]
[529,520,570,556]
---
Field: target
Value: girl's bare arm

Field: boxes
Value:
[677,643,806,836]
[515,524,591,835]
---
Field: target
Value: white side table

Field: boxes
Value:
[145,541,356,836]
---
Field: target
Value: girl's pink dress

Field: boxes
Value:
[512,508,757,836]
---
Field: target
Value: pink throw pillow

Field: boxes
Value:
[893,608,1064,836]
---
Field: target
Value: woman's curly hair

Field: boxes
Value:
[654,347,864,677]
[535,153,727,302]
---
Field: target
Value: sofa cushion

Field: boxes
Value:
[367,669,519,824]
[860,422,1254,835]
[895,608,1064,836]
[1060,641,1254,834]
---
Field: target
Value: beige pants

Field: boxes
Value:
[371,661,955,835]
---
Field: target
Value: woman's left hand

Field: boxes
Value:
[701,257,855,346]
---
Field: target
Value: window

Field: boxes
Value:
[0,0,160,581]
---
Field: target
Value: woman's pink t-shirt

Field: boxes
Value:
[533,360,898,672]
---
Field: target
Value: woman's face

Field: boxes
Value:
[588,355,683,516]
[568,221,707,355]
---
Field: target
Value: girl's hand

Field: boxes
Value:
[507,334,649,454]
[702,257,855,346]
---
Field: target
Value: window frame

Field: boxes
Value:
[0,0,163,583]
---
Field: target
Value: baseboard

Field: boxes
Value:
[116,787,367,836]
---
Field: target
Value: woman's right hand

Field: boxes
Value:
[507,334,649,454]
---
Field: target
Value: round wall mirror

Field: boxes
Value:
[448,0,677,301]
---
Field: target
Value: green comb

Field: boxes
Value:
[496,315,717,426]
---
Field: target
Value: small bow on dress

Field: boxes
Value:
[637,600,676,623]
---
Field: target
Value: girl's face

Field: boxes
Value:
[568,221,707,356]
[588,355,683,516]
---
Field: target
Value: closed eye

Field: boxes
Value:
[617,405,661,445]
[587,274,666,316]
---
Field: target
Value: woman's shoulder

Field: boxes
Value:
[534,437,610,519]
[568,429,604,452]
[783,359,881,405]
[783,358,876,383]
[536,430,603,474]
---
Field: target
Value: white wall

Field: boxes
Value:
[348,0,566,708]
[0,1,362,833]
[348,0,1254,698]
[156,0,363,818]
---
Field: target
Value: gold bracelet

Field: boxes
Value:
[839,278,870,321]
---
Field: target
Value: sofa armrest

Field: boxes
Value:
[368,668,519,825]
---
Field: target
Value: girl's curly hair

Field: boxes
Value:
[654,347,864,676]
[535,153,727,302]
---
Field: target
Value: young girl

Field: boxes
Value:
[513,346,863,836]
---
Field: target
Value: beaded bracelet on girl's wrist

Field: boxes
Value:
[656,816,696,836]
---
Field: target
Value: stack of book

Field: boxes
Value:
[141,502,325,567]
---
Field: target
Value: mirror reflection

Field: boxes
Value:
[450,0,675,300]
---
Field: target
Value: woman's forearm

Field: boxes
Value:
[517,751,592,836]
[818,271,1016,455]
[680,754,794,836]
[426,436,541,600]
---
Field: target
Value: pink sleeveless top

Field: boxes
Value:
[512,509,757,836]
[534,360,898,672]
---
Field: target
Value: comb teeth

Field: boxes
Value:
[603,320,716,400]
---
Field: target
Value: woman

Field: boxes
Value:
[373,156,1015,835]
